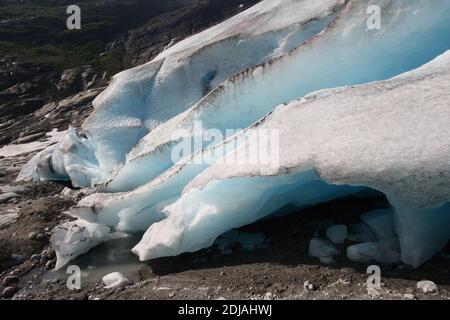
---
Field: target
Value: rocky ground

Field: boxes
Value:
[0,0,259,145]
[0,156,449,300]
[0,0,449,301]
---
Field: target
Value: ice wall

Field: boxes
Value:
[133,51,450,267]
[14,0,450,269]
[106,0,450,192]
[19,0,345,187]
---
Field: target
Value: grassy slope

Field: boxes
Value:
[0,1,143,72]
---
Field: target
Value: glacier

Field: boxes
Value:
[16,0,450,269]
[19,0,347,188]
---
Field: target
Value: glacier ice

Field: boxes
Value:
[132,51,450,267]
[103,0,450,194]
[13,0,450,269]
[360,209,396,242]
[102,272,132,289]
[51,219,113,270]
[19,0,346,188]
[308,238,341,264]
[347,223,376,243]
[326,225,348,245]
[347,240,401,265]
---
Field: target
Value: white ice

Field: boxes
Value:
[102,272,131,289]
[133,51,450,268]
[11,0,450,269]
[0,129,66,158]
[347,239,401,265]
[308,238,341,264]
[19,0,345,188]
[51,219,112,270]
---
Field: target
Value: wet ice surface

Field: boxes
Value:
[44,235,145,284]
[44,230,268,283]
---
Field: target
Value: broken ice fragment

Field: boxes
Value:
[347,223,376,243]
[51,220,112,270]
[308,238,340,264]
[347,240,401,265]
[15,0,450,269]
[417,280,438,294]
[326,225,348,245]
[102,272,132,289]
[360,209,396,241]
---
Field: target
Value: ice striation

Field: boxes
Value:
[19,0,346,188]
[14,0,450,269]
[133,51,450,268]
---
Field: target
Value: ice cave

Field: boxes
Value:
[17,0,450,270]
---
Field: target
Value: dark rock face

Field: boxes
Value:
[0,0,259,147]
[122,0,260,65]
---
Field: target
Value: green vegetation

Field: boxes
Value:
[0,40,130,74]
[0,2,131,74]
[0,4,62,19]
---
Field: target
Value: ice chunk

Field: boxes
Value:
[17,127,105,187]
[361,209,396,241]
[393,201,450,268]
[347,223,376,243]
[134,51,450,266]
[15,0,450,269]
[308,238,341,264]
[105,0,450,193]
[51,220,112,270]
[347,240,401,265]
[20,0,345,189]
[417,280,438,294]
[0,129,66,159]
[326,225,348,245]
[102,272,132,289]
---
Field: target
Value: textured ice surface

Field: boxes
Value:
[308,238,341,264]
[51,219,113,270]
[102,272,131,289]
[347,223,376,243]
[326,225,348,245]
[13,0,450,268]
[347,240,401,265]
[105,0,450,193]
[133,51,450,267]
[19,0,345,188]
[360,209,396,241]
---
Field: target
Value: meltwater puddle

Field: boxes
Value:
[43,234,145,284]
[41,229,268,285]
